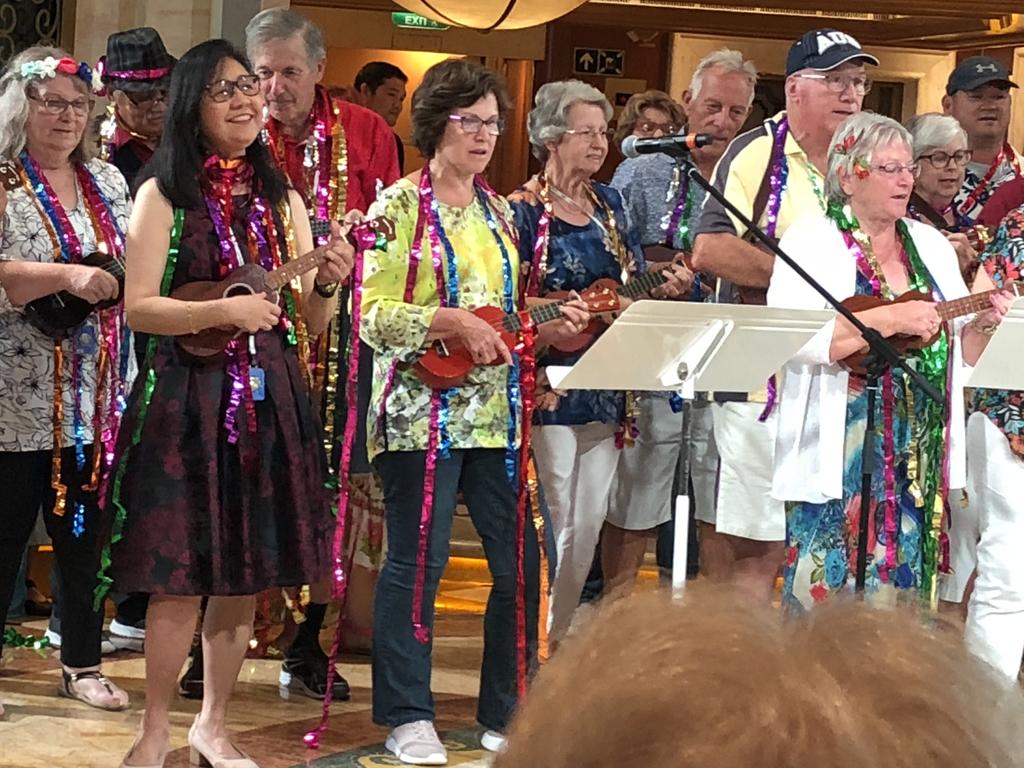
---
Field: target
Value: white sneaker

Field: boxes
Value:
[480,729,506,753]
[385,720,448,765]
[108,619,145,652]
[44,629,117,655]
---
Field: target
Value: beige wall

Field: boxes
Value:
[668,33,956,123]
[73,0,223,63]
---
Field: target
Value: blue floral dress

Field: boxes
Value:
[509,182,646,427]
[783,268,947,612]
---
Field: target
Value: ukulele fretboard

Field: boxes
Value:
[938,281,1023,322]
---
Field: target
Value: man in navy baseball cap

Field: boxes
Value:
[942,55,1022,222]
[785,28,880,76]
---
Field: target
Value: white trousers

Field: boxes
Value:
[964,412,1024,680]
[533,422,619,643]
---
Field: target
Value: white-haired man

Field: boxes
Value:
[608,49,756,592]
[245,7,400,703]
[692,29,877,599]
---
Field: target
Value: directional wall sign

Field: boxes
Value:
[574,47,599,75]
[598,49,625,77]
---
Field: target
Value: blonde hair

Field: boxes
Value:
[497,587,1024,768]
[0,46,95,163]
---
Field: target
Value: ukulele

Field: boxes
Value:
[173,216,395,358]
[841,282,1023,375]
[413,283,621,390]
[545,268,670,353]
[0,162,125,340]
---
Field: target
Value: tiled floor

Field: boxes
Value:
[0,567,497,768]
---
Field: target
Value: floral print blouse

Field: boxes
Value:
[0,159,132,452]
[360,178,521,459]
[973,205,1024,458]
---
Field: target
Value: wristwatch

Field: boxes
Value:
[314,279,338,299]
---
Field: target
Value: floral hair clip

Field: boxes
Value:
[20,56,103,94]
[853,156,872,179]
[833,132,858,155]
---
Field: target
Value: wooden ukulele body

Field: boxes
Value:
[413,306,516,389]
[24,251,125,339]
[841,291,939,375]
[172,264,275,358]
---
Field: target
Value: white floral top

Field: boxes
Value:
[0,159,133,452]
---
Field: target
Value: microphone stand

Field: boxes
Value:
[673,153,947,592]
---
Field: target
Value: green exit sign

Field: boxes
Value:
[391,12,450,31]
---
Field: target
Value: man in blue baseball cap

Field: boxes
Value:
[692,28,877,599]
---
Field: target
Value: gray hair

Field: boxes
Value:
[0,46,94,163]
[245,8,326,67]
[688,48,758,106]
[824,112,912,205]
[527,79,612,162]
[905,112,968,160]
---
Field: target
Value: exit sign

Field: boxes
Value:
[391,12,450,31]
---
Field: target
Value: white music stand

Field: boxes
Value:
[546,300,835,596]
[967,297,1024,389]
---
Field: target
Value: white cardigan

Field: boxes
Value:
[768,215,970,504]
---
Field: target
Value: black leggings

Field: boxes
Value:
[0,448,105,667]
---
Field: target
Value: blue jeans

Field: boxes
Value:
[372,448,539,731]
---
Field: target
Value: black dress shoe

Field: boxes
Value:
[278,641,350,701]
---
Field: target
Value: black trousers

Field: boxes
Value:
[0,447,105,667]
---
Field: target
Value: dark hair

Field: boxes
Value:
[354,61,408,93]
[411,59,510,158]
[141,38,286,209]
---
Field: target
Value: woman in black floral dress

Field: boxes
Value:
[106,40,352,768]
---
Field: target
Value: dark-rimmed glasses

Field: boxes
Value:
[448,114,504,136]
[918,149,973,169]
[124,88,168,108]
[205,75,261,103]
[30,94,92,116]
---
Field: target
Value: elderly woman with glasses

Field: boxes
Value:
[906,112,982,283]
[0,46,133,718]
[767,112,1011,612]
[360,59,588,764]
[612,88,685,148]
[509,80,690,645]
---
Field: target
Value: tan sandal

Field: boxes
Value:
[58,669,130,711]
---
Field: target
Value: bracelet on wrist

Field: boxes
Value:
[969,318,998,336]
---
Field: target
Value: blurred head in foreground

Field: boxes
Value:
[496,587,1024,768]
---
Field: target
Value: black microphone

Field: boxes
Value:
[620,133,714,159]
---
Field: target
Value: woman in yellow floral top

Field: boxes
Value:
[361,59,588,765]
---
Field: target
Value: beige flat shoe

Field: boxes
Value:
[58,669,129,711]
[187,719,259,768]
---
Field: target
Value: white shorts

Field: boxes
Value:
[708,401,785,542]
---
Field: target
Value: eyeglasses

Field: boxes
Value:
[448,114,504,136]
[124,88,168,107]
[564,127,614,142]
[794,72,873,95]
[204,75,261,103]
[918,149,973,169]
[30,94,91,116]
[871,161,921,178]
[635,121,679,136]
